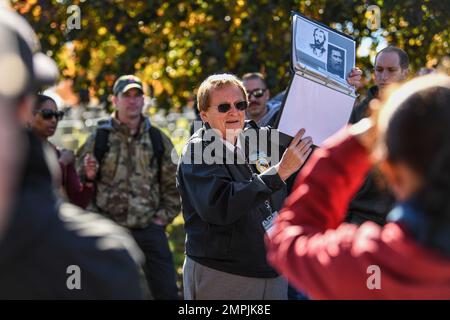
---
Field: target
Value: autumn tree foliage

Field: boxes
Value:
[12,0,450,109]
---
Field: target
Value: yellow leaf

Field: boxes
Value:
[97,27,107,36]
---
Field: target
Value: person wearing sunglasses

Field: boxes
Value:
[177,73,313,300]
[30,94,98,209]
[242,73,278,127]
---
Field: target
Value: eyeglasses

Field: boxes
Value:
[215,100,248,113]
[247,88,266,98]
[37,109,65,121]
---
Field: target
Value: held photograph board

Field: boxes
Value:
[292,12,355,87]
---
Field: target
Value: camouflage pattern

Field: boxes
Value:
[76,115,181,229]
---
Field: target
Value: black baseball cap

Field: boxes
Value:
[113,75,144,96]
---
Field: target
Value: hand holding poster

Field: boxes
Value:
[276,12,357,147]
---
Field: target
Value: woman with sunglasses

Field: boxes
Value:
[177,74,313,300]
[30,94,98,209]
[267,74,450,299]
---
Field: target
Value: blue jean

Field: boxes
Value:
[130,222,179,300]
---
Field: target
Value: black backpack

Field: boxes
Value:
[93,126,165,183]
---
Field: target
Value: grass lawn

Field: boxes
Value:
[166,214,186,294]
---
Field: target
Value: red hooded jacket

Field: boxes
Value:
[266,131,450,299]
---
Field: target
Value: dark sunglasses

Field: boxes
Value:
[247,88,266,98]
[216,100,248,113]
[37,109,64,121]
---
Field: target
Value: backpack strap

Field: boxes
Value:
[93,121,165,184]
[148,125,165,184]
[94,128,110,165]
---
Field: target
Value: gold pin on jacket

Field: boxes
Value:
[252,151,270,173]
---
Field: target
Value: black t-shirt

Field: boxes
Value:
[346,86,395,226]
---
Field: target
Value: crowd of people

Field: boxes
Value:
[0,4,449,300]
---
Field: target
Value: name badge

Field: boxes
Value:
[262,210,279,237]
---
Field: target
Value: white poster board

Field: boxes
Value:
[277,74,355,146]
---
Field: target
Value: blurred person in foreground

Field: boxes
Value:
[267,74,450,299]
[0,6,144,299]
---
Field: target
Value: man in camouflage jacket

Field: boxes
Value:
[77,75,180,299]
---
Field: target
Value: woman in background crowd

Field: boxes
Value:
[30,94,98,208]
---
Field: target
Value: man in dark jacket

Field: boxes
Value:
[347,46,409,225]
[177,73,313,300]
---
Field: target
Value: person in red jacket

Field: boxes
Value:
[30,94,98,208]
[266,74,450,299]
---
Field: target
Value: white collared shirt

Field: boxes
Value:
[221,134,244,157]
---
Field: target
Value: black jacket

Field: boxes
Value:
[349,86,379,124]
[177,123,287,278]
[0,131,145,299]
[347,86,395,225]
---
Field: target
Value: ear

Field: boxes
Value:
[200,110,208,123]
[401,68,409,80]
[111,95,118,106]
[265,89,270,100]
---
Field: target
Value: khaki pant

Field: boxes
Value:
[183,256,287,300]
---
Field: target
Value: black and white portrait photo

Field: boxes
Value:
[310,28,327,58]
[295,18,329,64]
[293,13,355,85]
[327,44,346,79]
